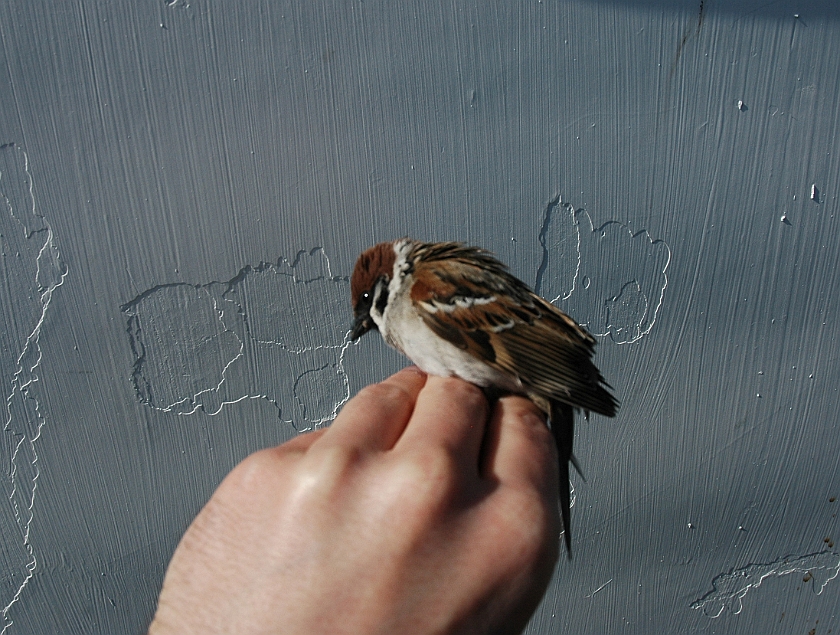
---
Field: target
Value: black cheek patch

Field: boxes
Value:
[374,277,390,316]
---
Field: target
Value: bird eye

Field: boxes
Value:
[362,291,370,300]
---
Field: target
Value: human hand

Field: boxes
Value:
[148,367,561,635]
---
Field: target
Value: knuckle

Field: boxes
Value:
[387,448,460,513]
[357,381,412,409]
[229,448,282,487]
[282,444,365,509]
[225,445,307,495]
[305,443,362,482]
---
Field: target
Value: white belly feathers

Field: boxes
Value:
[375,268,522,393]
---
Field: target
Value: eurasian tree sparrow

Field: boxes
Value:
[350,238,618,556]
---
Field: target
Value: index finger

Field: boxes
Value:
[395,376,489,470]
[315,366,428,452]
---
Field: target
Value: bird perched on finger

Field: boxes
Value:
[350,238,618,557]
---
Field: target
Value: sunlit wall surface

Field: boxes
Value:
[0,0,838,633]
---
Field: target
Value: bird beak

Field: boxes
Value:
[351,313,375,340]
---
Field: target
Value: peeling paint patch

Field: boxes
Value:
[121,248,351,429]
[0,146,67,633]
[536,196,670,344]
[691,551,840,618]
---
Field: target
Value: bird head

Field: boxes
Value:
[350,241,397,340]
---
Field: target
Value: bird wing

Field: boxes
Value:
[409,242,617,416]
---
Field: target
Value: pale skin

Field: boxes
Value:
[148,367,561,635]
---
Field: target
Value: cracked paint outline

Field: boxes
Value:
[121,247,352,430]
[123,283,247,416]
[0,146,67,634]
[535,195,670,344]
[691,551,840,618]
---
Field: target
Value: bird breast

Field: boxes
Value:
[378,272,523,393]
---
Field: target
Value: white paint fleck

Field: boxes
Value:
[585,578,613,598]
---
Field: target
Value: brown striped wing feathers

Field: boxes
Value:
[408,242,617,416]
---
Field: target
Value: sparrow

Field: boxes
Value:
[350,238,617,556]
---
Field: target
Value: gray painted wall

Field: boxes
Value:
[1,0,838,633]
